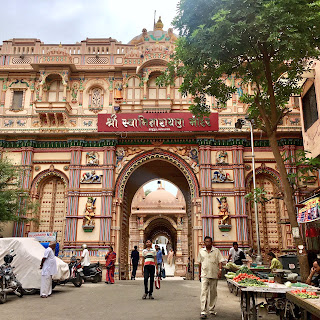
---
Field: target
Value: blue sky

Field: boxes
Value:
[0,0,180,44]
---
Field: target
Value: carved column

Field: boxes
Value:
[64,145,82,244]
[1,77,8,107]
[13,145,34,237]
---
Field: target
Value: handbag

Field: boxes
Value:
[155,276,161,290]
[161,268,166,279]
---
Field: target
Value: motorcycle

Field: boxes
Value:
[80,261,102,283]
[0,249,24,304]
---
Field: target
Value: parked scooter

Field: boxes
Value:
[80,261,102,283]
[0,249,23,303]
[68,256,83,287]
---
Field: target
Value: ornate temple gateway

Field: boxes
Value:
[0,18,315,279]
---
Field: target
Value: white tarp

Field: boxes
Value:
[0,238,69,289]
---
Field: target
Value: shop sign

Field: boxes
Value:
[298,197,320,223]
[28,232,57,242]
[98,112,219,133]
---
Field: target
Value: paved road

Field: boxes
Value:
[1,280,242,320]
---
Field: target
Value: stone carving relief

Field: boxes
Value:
[83,197,96,230]
[80,170,102,184]
[217,197,231,231]
[71,82,79,103]
[168,146,199,173]
[216,151,228,165]
[86,151,99,165]
[115,147,144,174]
[212,169,234,183]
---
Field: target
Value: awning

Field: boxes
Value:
[298,195,320,223]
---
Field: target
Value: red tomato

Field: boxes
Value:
[301,289,307,293]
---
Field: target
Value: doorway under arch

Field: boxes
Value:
[115,150,200,280]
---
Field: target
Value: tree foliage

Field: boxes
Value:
[158,0,320,279]
[0,156,38,226]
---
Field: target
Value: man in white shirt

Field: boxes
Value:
[81,244,90,270]
[198,236,224,319]
[227,242,244,265]
[40,241,57,298]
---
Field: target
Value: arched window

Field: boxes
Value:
[45,74,64,102]
[88,87,104,112]
[148,73,166,99]
[126,77,140,104]
[38,176,66,244]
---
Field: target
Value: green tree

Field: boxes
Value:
[158,0,320,280]
[0,156,38,228]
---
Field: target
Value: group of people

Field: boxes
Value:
[40,239,320,319]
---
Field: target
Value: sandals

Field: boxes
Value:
[142,294,147,299]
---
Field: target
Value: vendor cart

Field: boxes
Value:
[227,279,302,320]
[286,292,320,320]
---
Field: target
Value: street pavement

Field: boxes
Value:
[1,279,243,320]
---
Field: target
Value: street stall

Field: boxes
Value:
[286,291,320,320]
[225,266,320,319]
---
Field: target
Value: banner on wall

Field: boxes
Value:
[298,196,320,223]
[28,232,57,242]
[98,112,219,133]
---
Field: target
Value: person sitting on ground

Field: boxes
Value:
[227,242,245,265]
[306,258,320,287]
[267,252,283,270]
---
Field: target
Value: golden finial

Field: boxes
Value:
[59,42,62,47]
[155,16,164,31]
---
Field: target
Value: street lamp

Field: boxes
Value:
[235,118,262,264]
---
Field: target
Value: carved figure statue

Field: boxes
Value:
[116,147,125,174]
[83,197,96,226]
[212,169,234,183]
[71,83,78,103]
[86,151,99,165]
[217,197,230,225]
[81,170,102,184]
[216,151,228,164]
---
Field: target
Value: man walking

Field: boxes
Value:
[155,245,163,279]
[40,241,57,298]
[131,245,139,280]
[198,236,224,319]
[142,239,157,300]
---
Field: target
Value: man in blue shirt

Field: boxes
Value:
[155,245,163,279]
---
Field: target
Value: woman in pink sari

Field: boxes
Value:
[105,246,116,284]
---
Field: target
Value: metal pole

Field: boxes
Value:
[248,120,262,263]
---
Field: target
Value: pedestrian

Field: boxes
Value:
[198,236,224,319]
[155,245,163,279]
[142,239,157,300]
[40,241,57,298]
[227,241,245,265]
[167,248,174,267]
[105,246,116,284]
[80,244,90,273]
[161,247,165,256]
[131,245,140,280]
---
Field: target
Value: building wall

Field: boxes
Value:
[0,26,317,277]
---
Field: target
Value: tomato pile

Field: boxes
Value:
[233,273,261,282]
[291,289,319,299]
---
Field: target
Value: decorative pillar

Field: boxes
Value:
[63,84,67,101]
[199,143,213,240]
[65,145,82,244]
[13,144,34,237]
[143,81,147,99]
[232,144,248,245]
[100,145,116,243]
[1,77,8,107]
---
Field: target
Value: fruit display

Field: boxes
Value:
[238,278,267,287]
[225,271,236,279]
[290,289,319,299]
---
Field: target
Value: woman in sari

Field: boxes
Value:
[105,246,116,284]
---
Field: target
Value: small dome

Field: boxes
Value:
[155,17,164,31]
[144,187,176,204]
